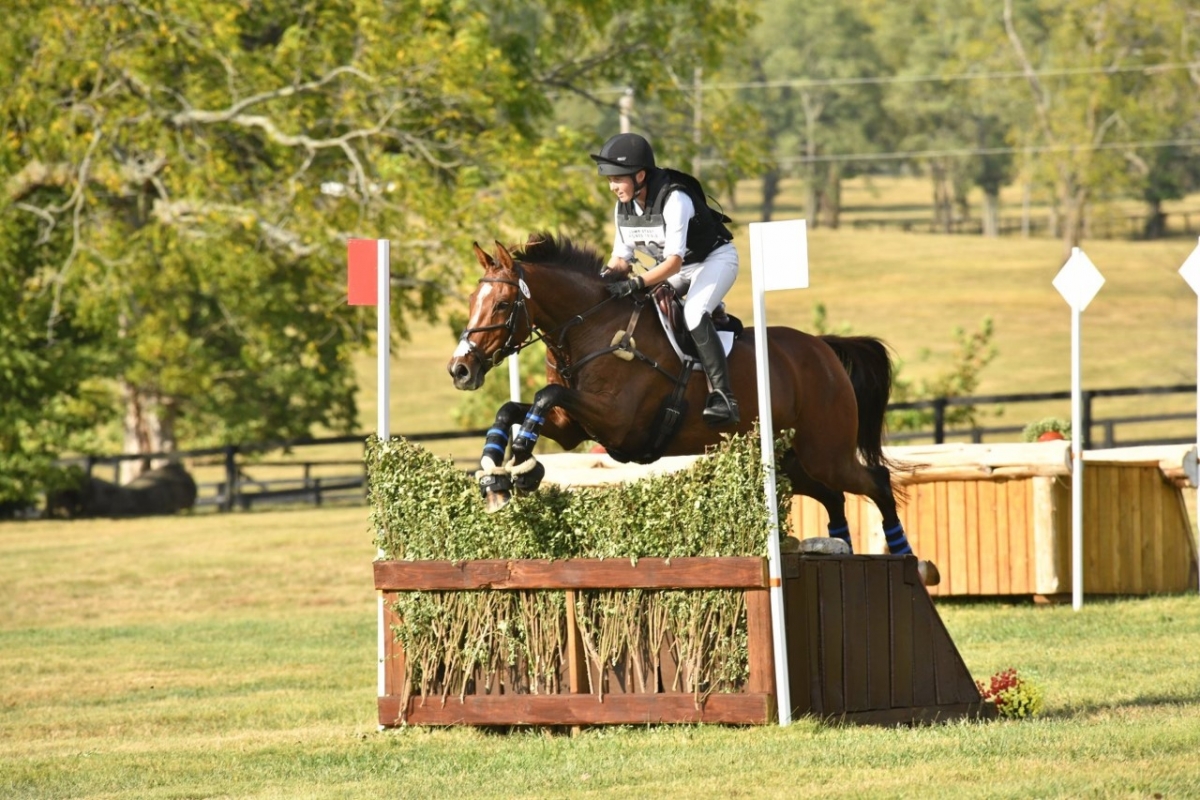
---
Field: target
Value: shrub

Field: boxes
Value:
[977,667,1045,719]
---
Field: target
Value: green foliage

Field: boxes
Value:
[888,316,998,432]
[367,428,791,705]
[367,427,791,561]
[0,0,758,471]
[1022,417,1071,442]
[977,667,1046,719]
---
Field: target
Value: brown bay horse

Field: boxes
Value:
[446,233,939,585]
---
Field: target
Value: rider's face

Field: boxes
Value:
[607,172,644,204]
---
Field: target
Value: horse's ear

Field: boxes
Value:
[472,242,495,270]
[494,240,514,271]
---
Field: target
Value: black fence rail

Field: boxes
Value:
[64,384,1197,513]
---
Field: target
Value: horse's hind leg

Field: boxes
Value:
[782,452,853,551]
[866,464,941,586]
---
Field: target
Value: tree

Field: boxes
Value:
[1001,0,1197,255]
[747,0,890,226]
[1,0,756,490]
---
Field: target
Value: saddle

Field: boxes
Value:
[650,283,743,359]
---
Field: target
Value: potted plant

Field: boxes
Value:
[1022,417,1071,442]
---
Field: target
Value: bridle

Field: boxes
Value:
[455,262,620,378]
[455,271,535,369]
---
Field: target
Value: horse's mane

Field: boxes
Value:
[513,232,606,280]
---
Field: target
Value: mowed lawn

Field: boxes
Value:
[2,508,1200,799]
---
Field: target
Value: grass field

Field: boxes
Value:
[2,508,1200,799]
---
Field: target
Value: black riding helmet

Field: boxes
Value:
[590,133,656,176]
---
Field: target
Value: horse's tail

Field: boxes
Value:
[819,334,894,469]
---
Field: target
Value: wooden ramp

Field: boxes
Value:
[783,553,993,725]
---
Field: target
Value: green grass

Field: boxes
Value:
[3,509,1200,799]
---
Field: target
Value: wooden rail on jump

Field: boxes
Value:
[375,554,992,727]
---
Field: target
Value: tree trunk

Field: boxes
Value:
[119,380,177,484]
[982,190,1000,237]
[821,166,842,229]
[1143,198,1166,239]
[760,168,780,222]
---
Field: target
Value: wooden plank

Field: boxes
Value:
[909,563,936,708]
[947,482,968,595]
[1117,467,1140,593]
[565,591,588,695]
[889,559,914,709]
[865,559,892,710]
[964,480,980,594]
[993,482,1012,594]
[783,556,815,718]
[935,483,950,597]
[1008,479,1031,593]
[381,592,405,699]
[819,561,845,714]
[980,481,1001,595]
[1032,476,1063,595]
[1140,469,1159,593]
[745,589,776,698]
[380,692,773,726]
[841,559,870,713]
[374,557,769,591]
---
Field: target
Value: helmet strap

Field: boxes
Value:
[632,169,648,202]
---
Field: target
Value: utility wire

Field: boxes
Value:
[595,61,1200,94]
[698,137,1200,167]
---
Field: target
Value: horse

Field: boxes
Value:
[446,233,939,585]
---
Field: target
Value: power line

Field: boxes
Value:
[707,62,1200,91]
[698,137,1200,167]
[596,61,1200,95]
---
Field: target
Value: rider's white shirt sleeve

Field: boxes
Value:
[661,191,694,260]
[611,205,635,262]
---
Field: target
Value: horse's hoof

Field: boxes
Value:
[478,471,512,513]
[484,490,511,513]
[917,559,941,587]
[511,459,546,493]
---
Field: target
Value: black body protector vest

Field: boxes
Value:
[615,168,733,265]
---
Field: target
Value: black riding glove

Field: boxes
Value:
[607,275,645,299]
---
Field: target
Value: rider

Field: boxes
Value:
[590,132,741,425]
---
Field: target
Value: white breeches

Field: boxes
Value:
[667,242,740,331]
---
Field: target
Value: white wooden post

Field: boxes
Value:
[347,238,391,711]
[1052,247,1104,611]
[1176,237,1200,594]
[748,218,808,726]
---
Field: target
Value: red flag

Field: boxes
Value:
[347,239,378,306]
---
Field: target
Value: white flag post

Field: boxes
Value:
[748,219,808,726]
[1051,247,1104,611]
[347,238,391,707]
[1176,237,1200,594]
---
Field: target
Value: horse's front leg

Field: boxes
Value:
[476,401,530,511]
[507,384,577,494]
[479,401,530,470]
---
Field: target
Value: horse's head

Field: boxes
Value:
[447,241,533,391]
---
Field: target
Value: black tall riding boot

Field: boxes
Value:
[690,312,740,425]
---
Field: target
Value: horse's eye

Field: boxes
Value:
[495,301,511,312]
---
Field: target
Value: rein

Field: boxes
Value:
[459,264,683,386]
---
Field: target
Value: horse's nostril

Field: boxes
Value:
[451,362,470,381]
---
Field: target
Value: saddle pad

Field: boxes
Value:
[651,303,734,368]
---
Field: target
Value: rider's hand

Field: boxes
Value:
[606,275,645,299]
[600,259,632,279]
